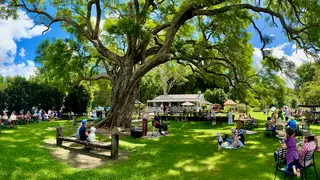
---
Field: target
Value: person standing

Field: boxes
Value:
[142,114,148,136]
[228,109,233,125]
[211,108,216,126]
[38,110,42,122]
[93,109,97,121]
[285,107,290,121]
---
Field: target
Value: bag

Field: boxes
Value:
[153,120,160,128]
[163,123,168,131]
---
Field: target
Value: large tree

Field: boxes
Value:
[2,0,319,128]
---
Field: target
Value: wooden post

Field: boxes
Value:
[111,133,119,159]
[72,116,76,126]
[56,127,63,146]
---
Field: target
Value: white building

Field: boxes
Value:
[147,93,211,113]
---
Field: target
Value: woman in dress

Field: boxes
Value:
[292,132,317,178]
[93,109,97,121]
[228,109,233,125]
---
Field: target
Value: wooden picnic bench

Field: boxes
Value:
[56,127,119,159]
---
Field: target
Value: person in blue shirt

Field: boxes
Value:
[287,118,297,130]
[79,120,88,141]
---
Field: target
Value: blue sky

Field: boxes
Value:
[15,23,69,63]
[0,6,312,85]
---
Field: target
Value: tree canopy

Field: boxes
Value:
[296,62,320,105]
[2,0,320,128]
[0,76,64,114]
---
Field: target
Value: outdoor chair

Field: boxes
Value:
[246,119,258,130]
[274,154,294,180]
[265,123,276,137]
[299,150,318,180]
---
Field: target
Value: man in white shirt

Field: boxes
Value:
[285,107,290,121]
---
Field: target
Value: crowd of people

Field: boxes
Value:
[264,106,317,178]
[0,109,60,126]
[274,129,317,178]
[265,107,299,134]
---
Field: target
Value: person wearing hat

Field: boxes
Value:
[273,132,287,165]
[79,119,88,141]
[292,131,317,178]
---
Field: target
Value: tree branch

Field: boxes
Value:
[86,0,95,36]
[93,0,101,39]
[82,74,112,81]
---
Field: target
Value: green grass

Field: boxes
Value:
[0,112,319,180]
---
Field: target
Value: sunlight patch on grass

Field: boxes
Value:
[175,159,194,168]
[167,169,181,176]
[120,141,146,149]
[199,152,227,170]
[15,157,31,163]
[136,161,152,168]
[183,164,202,172]
[256,153,265,158]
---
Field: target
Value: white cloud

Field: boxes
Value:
[253,43,314,67]
[19,47,25,57]
[0,9,47,78]
[0,60,37,79]
[253,43,315,88]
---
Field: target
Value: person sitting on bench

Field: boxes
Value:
[154,113,163,135]
[79,120,88,141]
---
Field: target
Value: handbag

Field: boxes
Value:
[153,120,160,128]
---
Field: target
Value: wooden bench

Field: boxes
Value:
[56,127,119,159]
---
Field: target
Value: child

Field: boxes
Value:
[283,128,299,173]
[88,126,96,143]
[216,132,223,151]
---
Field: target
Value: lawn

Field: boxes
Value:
[0,112,319,180]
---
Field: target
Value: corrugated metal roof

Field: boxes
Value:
[147,94,208,103]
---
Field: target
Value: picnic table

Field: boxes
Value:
[235,119,251,129]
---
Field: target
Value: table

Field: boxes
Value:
[235,119,251,129]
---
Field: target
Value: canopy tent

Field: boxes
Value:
[224,99,236,105]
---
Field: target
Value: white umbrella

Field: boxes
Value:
[182,102,194,106]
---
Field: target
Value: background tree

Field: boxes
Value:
[3,0,320,128]
[298,63,320,105]
[63,85,91,114]
[155,62,190,95]
[204,88,228,105]
[295,63,317,90]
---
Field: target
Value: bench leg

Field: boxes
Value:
[56,127,63,146]
[111,134,119,159]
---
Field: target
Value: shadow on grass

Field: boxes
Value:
[0,118,319,180]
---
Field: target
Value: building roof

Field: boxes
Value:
[147,94,204,103]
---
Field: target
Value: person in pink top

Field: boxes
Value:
[292,131,317,178]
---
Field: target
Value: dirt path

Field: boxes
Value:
[43,138,128,169]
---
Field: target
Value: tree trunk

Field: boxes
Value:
[96,68,139,129]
